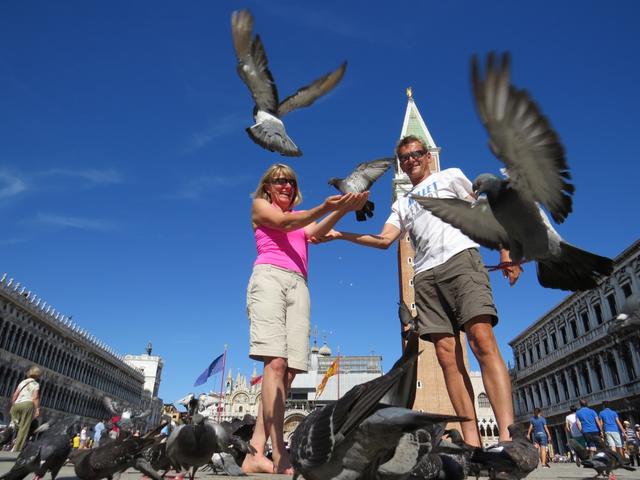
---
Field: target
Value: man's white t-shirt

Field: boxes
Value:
[386,168,479,274]
[566,413,582,438]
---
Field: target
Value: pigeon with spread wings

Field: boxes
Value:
[231,9,346,157]
[328,158,393,221]
[411,53,612,291]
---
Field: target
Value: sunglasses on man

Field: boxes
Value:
[397,150,428,163]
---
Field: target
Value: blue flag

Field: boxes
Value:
[193,353,225,387]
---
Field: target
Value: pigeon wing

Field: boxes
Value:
[102,396,119,416]
[342,158,394,192]
[278,62,347,117]
[411,196,510,251]
[231,10,279,113]
[472,52,574,224]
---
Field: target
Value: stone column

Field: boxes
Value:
[599,351,614,388]
[627,337,640,380]
[586,357,600,392]
[611,348,628,384]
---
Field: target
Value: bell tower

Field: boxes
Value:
[394,88,468,414]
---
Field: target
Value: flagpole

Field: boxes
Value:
[218,344,228,422]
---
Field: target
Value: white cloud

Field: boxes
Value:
[169,175,250,199]
[40,168,123,185]
[186,113,246,153]
[34,213,116,231]
[0,170,27,199]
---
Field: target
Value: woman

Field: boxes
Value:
[528,407,552,468]
[242,163,367,474]
[10,366,41,451]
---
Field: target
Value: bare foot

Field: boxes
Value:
[273,454,294,475]
[241,453,274,474]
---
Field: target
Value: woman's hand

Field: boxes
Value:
[323,192,369,212]
[34,407,40,418]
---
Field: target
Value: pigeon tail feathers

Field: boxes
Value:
[246,111,301,157]
[536,242,613,291]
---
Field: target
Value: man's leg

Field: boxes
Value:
[432,333,481,447]
[465,316,514,442]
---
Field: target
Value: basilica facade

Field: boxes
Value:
[509,239,640,454]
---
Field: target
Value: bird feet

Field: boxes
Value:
[486,261,527,272]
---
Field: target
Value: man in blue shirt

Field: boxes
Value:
[528,408,552,468]
[576,399,603,456]
[93,419,106,448]
[599,401,626,456]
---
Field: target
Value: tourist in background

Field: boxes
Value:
[576,399,603,457]
[93,418,106,448]
[623,420,639,466]
[599,401,626,456]
[9,365,41,452]
[566,405,586,466]
[242,163,367,475]
[528,407,552,468]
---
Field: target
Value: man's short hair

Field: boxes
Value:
[601,401,609,409]
[395,135,429,157]
[570,405,577,413]
[580,399,588,407]
[534,407,541,415]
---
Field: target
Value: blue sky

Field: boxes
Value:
[1,1,638,404]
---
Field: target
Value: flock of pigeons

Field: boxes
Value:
[232,8,613,292]
[1,294,638,479]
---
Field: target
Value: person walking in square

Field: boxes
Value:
[599,401,626,456]
[528,408,552,468]
[9,366,41,452]
[576,399,603,457]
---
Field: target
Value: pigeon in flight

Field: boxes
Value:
[289,345,465,480]
[470,424,539,480]
[328,158,393,221]
[570,438,635,478]
[231,9,346,157]
[608,294,640,334]
[411,53,613,291]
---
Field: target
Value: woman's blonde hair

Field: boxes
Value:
[26,366,42,379]
[252,163,303,207]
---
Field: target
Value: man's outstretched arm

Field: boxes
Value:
[314,223,401,249]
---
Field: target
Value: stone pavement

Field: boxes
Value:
[2,451,640,480]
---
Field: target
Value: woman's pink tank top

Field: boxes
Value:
[254,212,308,278]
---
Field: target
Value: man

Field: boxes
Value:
[576,399,602,456]
[318,135,520,446]
[93,419,105,448]
[528,408,552,468]
[566,405,586,466]
[599,401,626,456]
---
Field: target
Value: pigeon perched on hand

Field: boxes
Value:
[231,9,346,157]
[290,345,465,480]
[411,52,613,291]
[328,158,393,221]
[470,424,538,480]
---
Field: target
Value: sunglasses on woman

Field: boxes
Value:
[270,178,297,187]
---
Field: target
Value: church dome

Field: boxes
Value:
[311,343,319,354]
[318,343,332,356]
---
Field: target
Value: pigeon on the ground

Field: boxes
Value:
[470,424,538,480]
[411,52,612,291]
[231,9,346,157]
[0,419,79,480]
[328,158,393,221]
[219,414,257,467]
[70,423,164,480]
[439,428,483,480]
[570,438,635,478]
[207,452,246,476]
[0,423,14,448]
[290,345,465,480]
[165,413,231,480]
[608,294,640,334]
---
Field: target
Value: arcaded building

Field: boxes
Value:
[509,239,640,454]
[0,274,160,428]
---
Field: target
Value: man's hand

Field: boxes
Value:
[499,249,522,286]
[309,229,342,244]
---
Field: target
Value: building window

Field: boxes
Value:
[543,338,549,355]
[411,303,416,310]
[560,327,567,345]
[528,348,534,365]
[477,393,490,408]
[409,278,414,286]
[581,311,590,332]
[622,283,633,298]
[417,380,422,388]
[607,293,617,317]
[516,357,521,370]
[593,303,603,324]
[551,333,558,350]
[535,344,541,360]
[521,353,527,368]
[570,319,578,339]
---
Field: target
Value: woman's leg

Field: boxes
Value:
[12,402,34,451]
